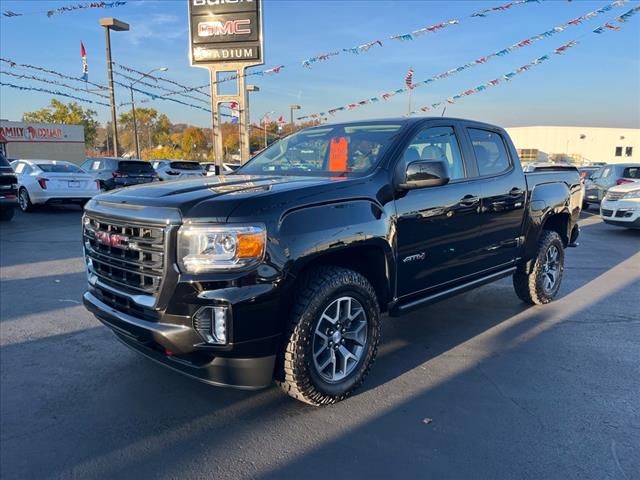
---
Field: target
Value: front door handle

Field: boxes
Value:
[459,194,480,207]
[510,187,524,197]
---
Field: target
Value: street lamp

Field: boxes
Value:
[129,67,168,159]
[99,17,129,157]
[289,104,301,125]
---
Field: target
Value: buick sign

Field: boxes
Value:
[188,0,263,65]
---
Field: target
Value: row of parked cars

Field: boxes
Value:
[581,163,640,229]
[0,155,241,219]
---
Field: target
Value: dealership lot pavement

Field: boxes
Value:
[1,206,639,480]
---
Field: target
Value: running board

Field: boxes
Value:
[389,267,517,317]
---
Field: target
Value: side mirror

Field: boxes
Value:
[399,160,450,190]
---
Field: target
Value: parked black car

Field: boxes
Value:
[0,150,18,221]
[584,163,640,207]
[81,158,158,190]
[83,118,582,406]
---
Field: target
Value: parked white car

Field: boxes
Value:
[201,162,241,176]
[600,181,640,229]
[11,159,100,212]
[151,160,205,181]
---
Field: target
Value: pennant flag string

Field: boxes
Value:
[0,70,110,99]
[297,0,628,121]
[0,81,110,107]
[302,0,540,68]
[0,57,108,91]
[3,1,127,18]
[112,71,210,105]
[408,43,577,116]
[115,63,212,99]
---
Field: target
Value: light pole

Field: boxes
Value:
[129,67,167,159]
[244,85,259,160]
[99,17,129,157]
[289,104,301,126]
[261,111,274,149]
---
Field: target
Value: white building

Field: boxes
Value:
[506,126,639,165]
[0,120,86,163]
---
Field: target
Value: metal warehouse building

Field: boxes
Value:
[0,120,86,164]
[506,126,640,165]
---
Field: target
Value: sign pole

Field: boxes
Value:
[188,0,264,167]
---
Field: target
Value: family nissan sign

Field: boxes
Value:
[188,0,263,65]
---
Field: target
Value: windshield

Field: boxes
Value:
[118,161,155,174]
[238,122,404,176]
[36,162,82,173]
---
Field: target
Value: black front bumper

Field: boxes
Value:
[83,291,276,389]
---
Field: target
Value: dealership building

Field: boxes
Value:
[506,126,640,165]
[0,120,86,164]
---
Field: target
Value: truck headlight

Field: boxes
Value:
[622,189,640,199]
[177,224,266,273]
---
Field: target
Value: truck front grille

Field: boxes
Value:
[83,215,166,298]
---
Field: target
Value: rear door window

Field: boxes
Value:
[170,161,202,170]
[622,166,640,179]
[468,128,512,176]
[117,161,155,174]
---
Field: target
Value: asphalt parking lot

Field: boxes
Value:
[1,206,639,480]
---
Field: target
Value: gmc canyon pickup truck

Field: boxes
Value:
[83,118,581,406]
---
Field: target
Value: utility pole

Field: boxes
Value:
[128,67,167,159]
[99,18,129,157]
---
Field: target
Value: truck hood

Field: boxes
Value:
[91,174,353,222]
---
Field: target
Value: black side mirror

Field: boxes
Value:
[399,160,450,190]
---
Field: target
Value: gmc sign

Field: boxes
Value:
[188,0,263,65]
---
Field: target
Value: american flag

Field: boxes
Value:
[405,68,414,89]
[80,42,88,82]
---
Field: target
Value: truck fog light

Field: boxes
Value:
[194,306,228,344]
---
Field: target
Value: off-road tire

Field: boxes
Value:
[18,188,34,212]
[277,266,381,406]
[513,230,565,305]
[0,206,14,221]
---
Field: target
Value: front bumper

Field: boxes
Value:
[601,199,640,228]
[84,291,277,389]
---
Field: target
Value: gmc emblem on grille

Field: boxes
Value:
[95,231,129,248]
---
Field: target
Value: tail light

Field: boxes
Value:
[95,180,101,190]
[167,170,180,175]
[112,171,126,178]
[36,177,49,189]
[616,178,634,185]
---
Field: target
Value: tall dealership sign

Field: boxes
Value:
[188,0,264,165]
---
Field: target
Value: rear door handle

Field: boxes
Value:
[510,187,524,197]
[460,194,480,207]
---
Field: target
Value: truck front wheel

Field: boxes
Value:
[278,266,381,406]
[513,230,565,305]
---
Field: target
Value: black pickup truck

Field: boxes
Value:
[82,118,581,406]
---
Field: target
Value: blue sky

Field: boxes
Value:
[1,0,639,128]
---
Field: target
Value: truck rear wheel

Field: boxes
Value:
[278,266,381,406]
[513,230,565,305]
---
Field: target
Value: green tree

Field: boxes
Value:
[22,99,99,148]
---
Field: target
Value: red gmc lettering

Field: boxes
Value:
[198,19,251,37]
